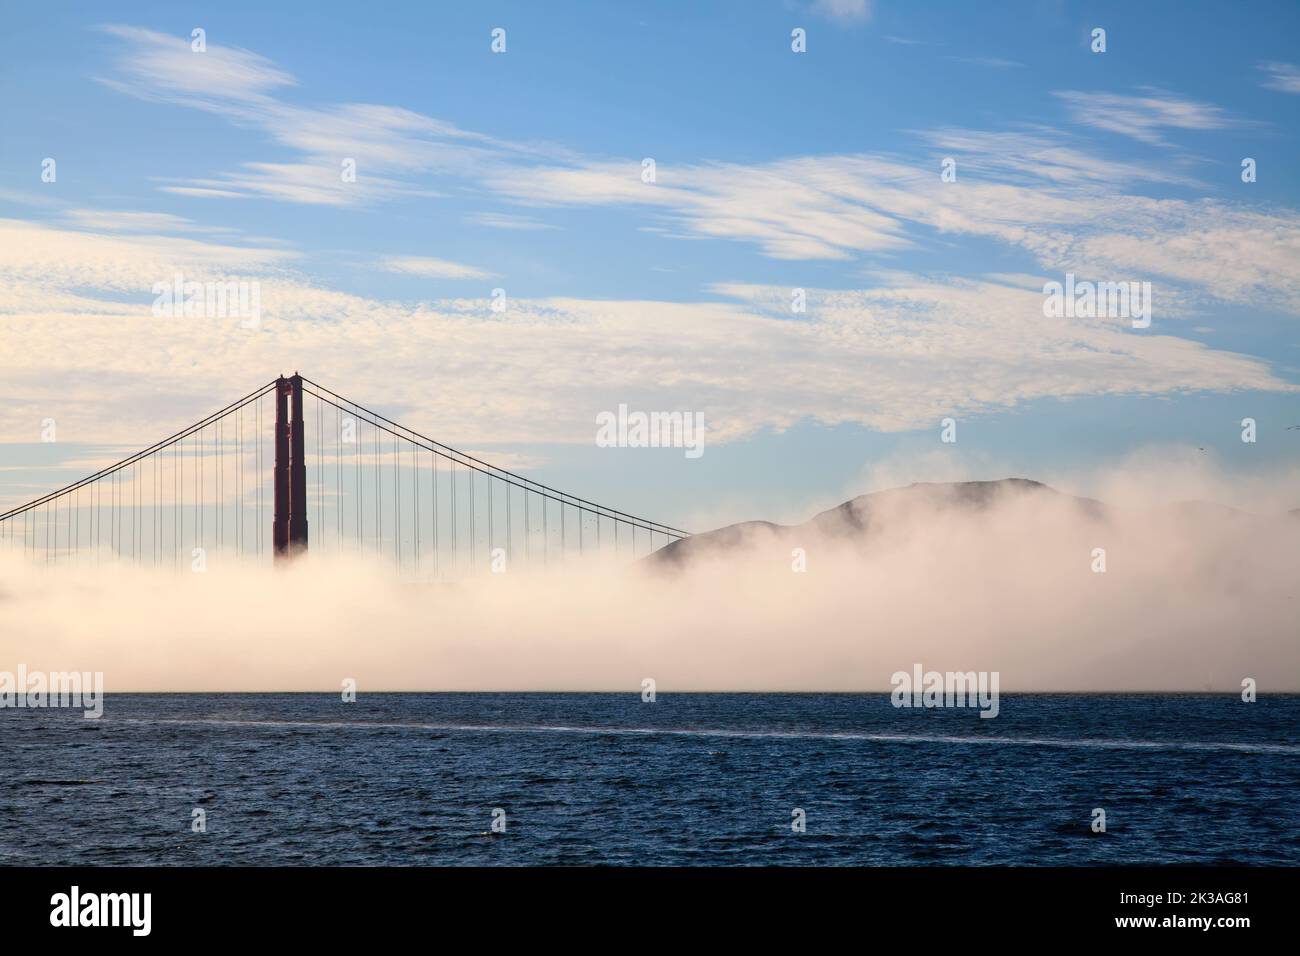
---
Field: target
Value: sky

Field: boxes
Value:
[2,0,1299,532]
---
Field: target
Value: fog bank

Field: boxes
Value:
[1,479,1296,692]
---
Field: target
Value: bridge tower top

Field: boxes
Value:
[273,373,308,560]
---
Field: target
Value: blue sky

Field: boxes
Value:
[2,0,1299,528]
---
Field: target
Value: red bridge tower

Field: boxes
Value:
[273,373,309,560]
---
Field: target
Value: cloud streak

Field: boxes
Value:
[380,256,500,280]
[0,219,1291,454]
[1053,88,1235,145]
[1258,61,1300,94]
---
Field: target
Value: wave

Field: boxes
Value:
[107,717,1300,756]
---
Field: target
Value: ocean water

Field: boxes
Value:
[1,693,1297,866]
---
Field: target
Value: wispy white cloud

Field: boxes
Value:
[944,55,1023,68]
[1016,199,1300,313]
[465,211,556,231]
[95,24,294,105]
[62,208,235,235]
[810,0,873,24]
[1258,61,1300,94]
[156,185,248,200]
[0,218,292,299]
[487,157,914,260]
[488,149,1300,314]
[380,256,500,280]
[159,162,440,207]
[1053,88,1234,145]
[0,219,1291,449]
[97,26,564,206]
[916,127,1200,186]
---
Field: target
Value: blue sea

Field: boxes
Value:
[2,693,1297,866]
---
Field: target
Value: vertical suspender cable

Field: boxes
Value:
[391,432,397,566]
[318,393,324,548]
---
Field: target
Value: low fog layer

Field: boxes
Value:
[0,478,1296,692]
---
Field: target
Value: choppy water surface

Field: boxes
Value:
[2,693,1296,865]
